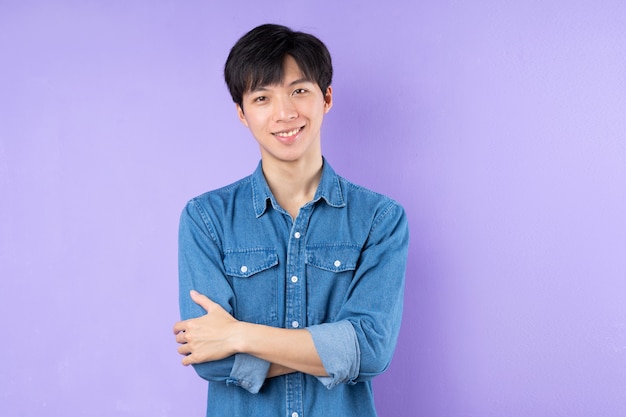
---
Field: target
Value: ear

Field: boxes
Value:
[236,103,249,127]
[323,86,333,114]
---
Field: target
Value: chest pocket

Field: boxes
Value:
[223,248,279,325]
[305,244,361,323]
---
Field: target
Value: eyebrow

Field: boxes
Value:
[288,77,312,86]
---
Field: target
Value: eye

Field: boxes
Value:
[254,96,267,103]
[292,88,308,95]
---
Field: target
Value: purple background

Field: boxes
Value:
[1,1,625,416]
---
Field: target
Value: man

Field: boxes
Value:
[173,23,409,417]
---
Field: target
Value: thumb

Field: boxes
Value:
[189,290,216,312]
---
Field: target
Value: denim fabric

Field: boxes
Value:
[178,159,409,417]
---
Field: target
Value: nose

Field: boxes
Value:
[273,95,298,122]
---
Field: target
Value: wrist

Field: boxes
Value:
[267,363,296,378]
[231,320,252,354]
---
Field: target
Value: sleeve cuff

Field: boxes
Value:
[228,353,271,394]
[307,320,360,389]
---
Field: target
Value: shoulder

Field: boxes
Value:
[331,175,410,252]
[189,175,252,207]
[181,175,253,223]
[338,175,404,212]
[335,175,408,233]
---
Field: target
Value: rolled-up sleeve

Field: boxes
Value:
[307,320,360,389]
[227,353,271,393]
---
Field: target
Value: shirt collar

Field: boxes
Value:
[251,157,346,218]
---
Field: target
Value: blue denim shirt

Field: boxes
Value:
[178,159,409,417]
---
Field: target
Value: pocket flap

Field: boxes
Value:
[224,248,278,278]
[306,245,361,272]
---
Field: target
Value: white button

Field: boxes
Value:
[292,321,299,328]
[334,260,341,267]
[291,276,298,283]
[240,265,248,273]
[292,413,299,417]
[294,232,301,238]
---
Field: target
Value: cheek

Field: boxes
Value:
[245,116,264,131]
[315,106,328,120]
[243,108,270,127]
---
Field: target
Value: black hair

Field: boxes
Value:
[224,24,333,109]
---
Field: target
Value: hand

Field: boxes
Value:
[173,290,241,366]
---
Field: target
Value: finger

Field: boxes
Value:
[189,290,217,311]
[182,354,196,366]
[175,331,188,344]
[178,344,191,356]
[173,320,187,335]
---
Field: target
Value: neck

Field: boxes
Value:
[262,155,323,219]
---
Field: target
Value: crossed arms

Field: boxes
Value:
[173,289,327,378]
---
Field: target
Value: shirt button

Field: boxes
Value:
[292,321,299,328]
[292,413,299,417]
[334,260,341,267]
[291,276,298,283]
[294,231,301,239]
[240,265,248,273]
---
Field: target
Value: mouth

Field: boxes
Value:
[272,126,304,139]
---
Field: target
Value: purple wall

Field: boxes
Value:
[1,1,625,416]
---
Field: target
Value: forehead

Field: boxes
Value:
[245,55,314,93]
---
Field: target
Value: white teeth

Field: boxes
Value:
[274,127,301,137]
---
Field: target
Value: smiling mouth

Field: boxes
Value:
[272,126,304,138]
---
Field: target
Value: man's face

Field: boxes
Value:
[236,55,333,166]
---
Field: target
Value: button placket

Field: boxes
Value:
[285,209,309,417]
